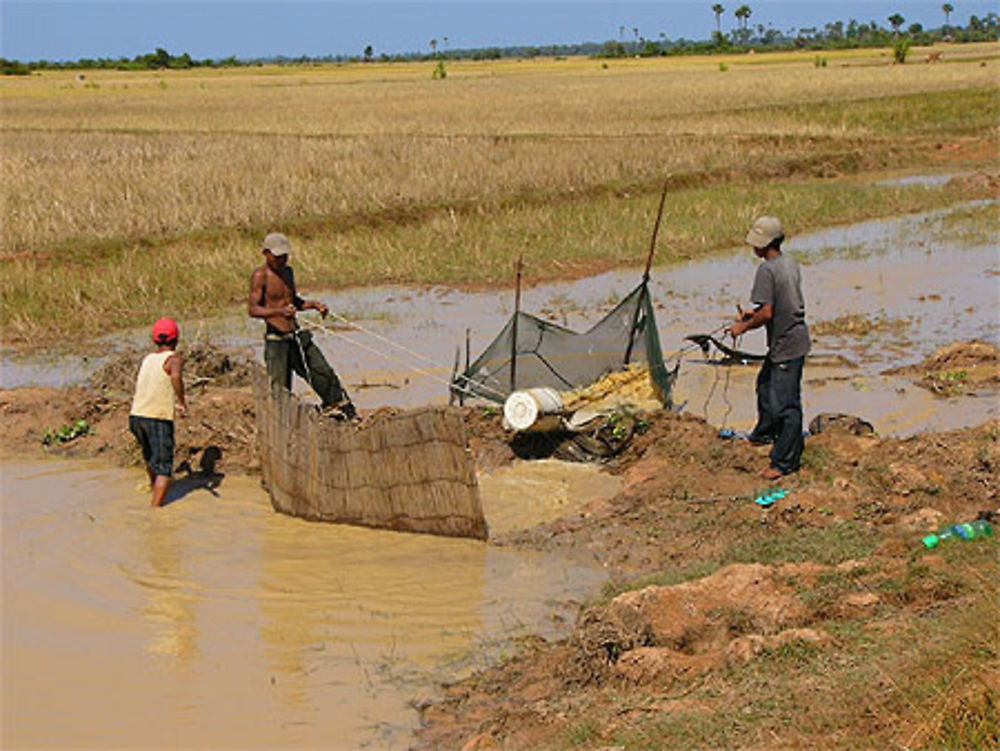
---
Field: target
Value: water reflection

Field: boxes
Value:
[140,513,200,667]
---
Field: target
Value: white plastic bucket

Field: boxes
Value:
[503,387,564,431]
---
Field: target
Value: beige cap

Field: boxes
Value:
[263,232,291,257]
[745,216,784,248]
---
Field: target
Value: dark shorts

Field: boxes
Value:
[129,415,175,477]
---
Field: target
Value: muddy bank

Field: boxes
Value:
[416,416,1000,750]
[3,339,998,749]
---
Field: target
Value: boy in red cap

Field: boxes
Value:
[129,317,187,507]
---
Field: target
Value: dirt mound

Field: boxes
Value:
[90,340,254,397]
[567,563,816,685]
[946,171,1000,196]
[461,406,517,472]
[888,340,999,396]
[0,383,259,474]
[417,502,1000,751]
[913,339,998,371]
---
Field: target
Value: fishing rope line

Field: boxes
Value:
[719,335,740,429]
[299,318,509,402]
[293,330,316,391]
[314,310,511,401]
[698,326,741,428]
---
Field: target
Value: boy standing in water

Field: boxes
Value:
[129,317,187,507]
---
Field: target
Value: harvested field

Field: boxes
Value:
[2,44,998,343]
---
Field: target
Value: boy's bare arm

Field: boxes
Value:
[165,354,187,415]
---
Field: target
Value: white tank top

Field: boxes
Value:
[130,351,176,420]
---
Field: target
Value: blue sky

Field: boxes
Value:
[2,1,994,62]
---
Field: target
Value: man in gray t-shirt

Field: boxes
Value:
[728,216,810,479]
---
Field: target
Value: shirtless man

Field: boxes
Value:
[248,232,357,419]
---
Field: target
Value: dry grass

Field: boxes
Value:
[3,44,997,254]
[1,44,998,345]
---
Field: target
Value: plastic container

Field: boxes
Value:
[922,519,993,549]
[503,387,564,431]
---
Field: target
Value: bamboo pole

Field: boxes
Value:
[510,255,523,393]
[624,178,670,366]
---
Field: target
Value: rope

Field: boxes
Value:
[719,334,741,429]
[698,327,741,427]
[313,312,511,402]
[325,310,452,372]
[299,318,509,402]
[702,349,721,421]
[293,330,316,392]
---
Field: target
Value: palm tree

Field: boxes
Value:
[429,38,438,55]
[735,4,752,31]
[942,3,954,27]
[888,13,905,34]
[712,3,725,34]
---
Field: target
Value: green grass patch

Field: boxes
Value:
[2,177,987,347]
[781,87,1000,135]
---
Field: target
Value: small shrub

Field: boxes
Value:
[42,419,93,446]
[432,60,446,79]
[814,55,828,68]
[893,38,912,64]
[719,62,729,72]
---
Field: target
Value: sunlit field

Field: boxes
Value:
[1,43,997,343]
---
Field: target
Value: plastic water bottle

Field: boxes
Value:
[922,520,993,549]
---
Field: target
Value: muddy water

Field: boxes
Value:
[2,460,611,749]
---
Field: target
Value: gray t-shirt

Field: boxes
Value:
[750,253,811,362]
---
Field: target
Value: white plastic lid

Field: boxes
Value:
[504,391,539,431]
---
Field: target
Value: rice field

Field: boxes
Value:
[1,43,997,343]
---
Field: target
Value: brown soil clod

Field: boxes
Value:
[887,339,1000,396]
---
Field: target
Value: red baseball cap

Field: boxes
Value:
[152,317,180,344]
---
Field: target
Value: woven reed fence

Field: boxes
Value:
[253,365,486,540]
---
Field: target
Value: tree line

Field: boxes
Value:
[2,8,997,75]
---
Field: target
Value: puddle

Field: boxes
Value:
[479,459,622,537]
[2,202,996,436]
[873,173,965,189]
[1,460,607,749]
